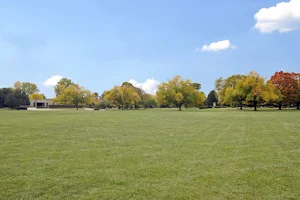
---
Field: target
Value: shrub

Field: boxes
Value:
[160,104,168,108]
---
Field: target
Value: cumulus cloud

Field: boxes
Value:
[254,0,300,33]
[128,78,160,95]
[200,40,236,52]
[43,75,63,86]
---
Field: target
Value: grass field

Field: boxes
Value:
[1,108,300,199]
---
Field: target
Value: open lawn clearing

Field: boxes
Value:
[1,109,300,199]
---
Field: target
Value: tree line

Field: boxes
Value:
[0,82,39,108]
[215,71,300,111]
[0,71,299,111]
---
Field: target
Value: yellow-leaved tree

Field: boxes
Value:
[156,75,205,111]
[104,85,141,109]
[54,84,94,110]
[236,71,281,111]
[29,93,45,101]
[215,74,246,109]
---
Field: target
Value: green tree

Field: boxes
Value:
[4,93,21,108]
[0,88,14,107]
[205,90,218,107]
[156,75,205,111]
[192,83,201,90]
[94,92,99,99]
[141,94,157,108]
[4,89,30,108]
[97,99,108,109]
[14,81,39,96]
[54,78,74,96]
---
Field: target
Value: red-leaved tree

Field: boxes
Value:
[270,71,300,109]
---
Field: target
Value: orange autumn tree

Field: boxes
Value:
[270,71,299,109]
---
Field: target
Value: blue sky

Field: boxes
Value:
[1,0,299,97]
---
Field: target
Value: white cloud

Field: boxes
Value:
[200,40,236,52]
[43,75,63,86]
[128,78,160,95]
[254,0,300,33]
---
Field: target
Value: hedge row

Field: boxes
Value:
[49,105,83,109]
[199,106,223,109]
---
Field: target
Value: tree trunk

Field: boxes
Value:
[254,96,257,111]
[239,101,243,110]
[279,102,282,110]
[76,104,78,110]
[179,105,182,111]
[297,102,299,110]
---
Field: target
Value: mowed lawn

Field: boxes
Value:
[1,108,300,199]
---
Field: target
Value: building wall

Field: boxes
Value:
[30,99,54,108]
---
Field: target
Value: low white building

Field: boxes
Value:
[30,99,54,108]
